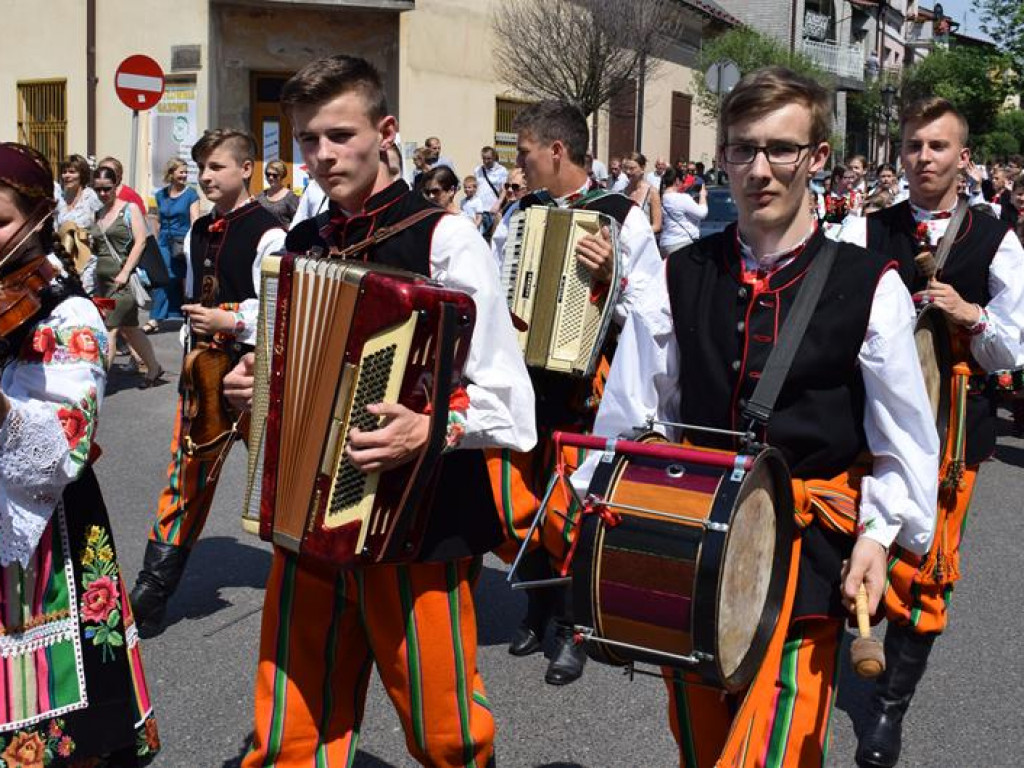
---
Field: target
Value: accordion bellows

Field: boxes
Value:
[244,254,476,568]
[500,206,622,377]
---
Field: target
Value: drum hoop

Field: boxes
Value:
[705,447,794,691]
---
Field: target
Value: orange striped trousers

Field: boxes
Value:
[243,551,494,768]
[884,464,979,635]
[149,396,239,547]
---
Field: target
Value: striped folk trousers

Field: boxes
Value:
[884,464,979,635]
[665,618,845,768]
[149,396,237,547]
[244,551,494,768]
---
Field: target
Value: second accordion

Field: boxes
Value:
[243,253,476,569]
[500,205,622,377]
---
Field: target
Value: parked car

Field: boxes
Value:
[699,186,738,238]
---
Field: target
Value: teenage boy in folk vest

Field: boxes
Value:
[491,100,662,687]
[223,55,535,768]
[129,129,285,634]
[840,97,1024,768]
[573,67,939,767]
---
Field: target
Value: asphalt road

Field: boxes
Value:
[99,327,1024,768]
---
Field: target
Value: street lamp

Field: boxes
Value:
[879,84,898,165]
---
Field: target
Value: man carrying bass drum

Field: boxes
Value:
[573,67,939,767]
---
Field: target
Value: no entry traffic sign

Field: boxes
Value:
[115,55,165,111]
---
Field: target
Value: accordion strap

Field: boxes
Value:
[329,207,446,260]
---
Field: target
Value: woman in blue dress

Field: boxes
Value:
[145,160,199,334]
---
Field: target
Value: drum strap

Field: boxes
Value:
[933,199,968,274]
[741,239,839,427]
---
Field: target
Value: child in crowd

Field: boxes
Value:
[461,175,485,232]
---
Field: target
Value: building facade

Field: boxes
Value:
[2,0,726,205]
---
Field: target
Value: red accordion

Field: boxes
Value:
[250,254,476,569]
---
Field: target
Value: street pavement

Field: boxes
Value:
[100,327,1024,768]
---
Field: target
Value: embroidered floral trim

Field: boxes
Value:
[54,387,97,470]
[78,527,123,664]
[0,717,76,767]
[442,387,469,453]
[24,325,107,369]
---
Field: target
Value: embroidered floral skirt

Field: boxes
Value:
[0,468,159,767]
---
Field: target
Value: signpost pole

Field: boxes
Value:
[129,110,139,192]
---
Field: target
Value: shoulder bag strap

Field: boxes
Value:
[328,207,446,260]
[741,237,839,427]
[481,165,501,198]
[932,197,969,274]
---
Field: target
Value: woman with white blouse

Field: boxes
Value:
[659,167,708,257]
[0,143,160,767]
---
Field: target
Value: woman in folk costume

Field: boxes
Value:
[0,144,159,767]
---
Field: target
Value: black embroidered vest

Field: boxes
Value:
[188,199,282,305]
[287,180,502,562]
[867,201,1008,464]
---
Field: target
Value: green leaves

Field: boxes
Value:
[692,28,827,121]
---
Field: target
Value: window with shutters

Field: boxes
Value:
[494,98,532,167]
[17,80,67,171]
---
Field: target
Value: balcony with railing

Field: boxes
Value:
[800,38,865,80]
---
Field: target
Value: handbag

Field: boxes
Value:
[98,221,152,310]
[138,234,171,288]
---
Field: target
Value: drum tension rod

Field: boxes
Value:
[574,626,716,667]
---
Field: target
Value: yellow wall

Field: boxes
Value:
[398,0,509,177]
[0,0,210,197]
[639,60,718,167]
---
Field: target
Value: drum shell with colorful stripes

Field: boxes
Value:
[572,435,794,692]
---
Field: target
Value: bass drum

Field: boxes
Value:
[914,303,953,448]
[572,434,793,692]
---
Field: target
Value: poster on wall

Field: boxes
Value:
[150,79,199,195]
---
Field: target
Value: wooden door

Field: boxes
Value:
[250,72,304,193]
[670,92,692,164]
[608,79,637,161]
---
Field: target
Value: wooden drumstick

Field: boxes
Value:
[915,250,937,280]
[850,584,886,679]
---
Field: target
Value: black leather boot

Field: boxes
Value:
[544,619,588,686]
[508,587,551,656]
[129,541,190,636]
[855,623,937,768]
[508,550,555,657]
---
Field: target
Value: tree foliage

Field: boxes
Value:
[900,45,1014,134]
[692,27,826,121]
[974,0,1024,68]
[491,0,685,118]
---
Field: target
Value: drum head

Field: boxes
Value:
[914,305,952,446]
[714,450,793,690]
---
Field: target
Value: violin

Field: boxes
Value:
[0,202,56,345]
[0,255,55,343]
[180,272,248,470]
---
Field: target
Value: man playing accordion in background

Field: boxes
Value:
[224,55,535,768]
[838,97,1024,768]
[488,100,662,686]
[573,67,939,767]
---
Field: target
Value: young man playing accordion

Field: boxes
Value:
[573,68,939,767]
[837,98,1024,768]
[223,55,534,768]
[489,101,662,685]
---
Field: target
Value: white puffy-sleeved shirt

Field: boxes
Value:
[0,294,109,567]
[836,203,1024,372]
[182,220,288,347]
[574,230,940,555]
[430,213,536,453]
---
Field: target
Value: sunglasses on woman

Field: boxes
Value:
[505,183,522,192]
